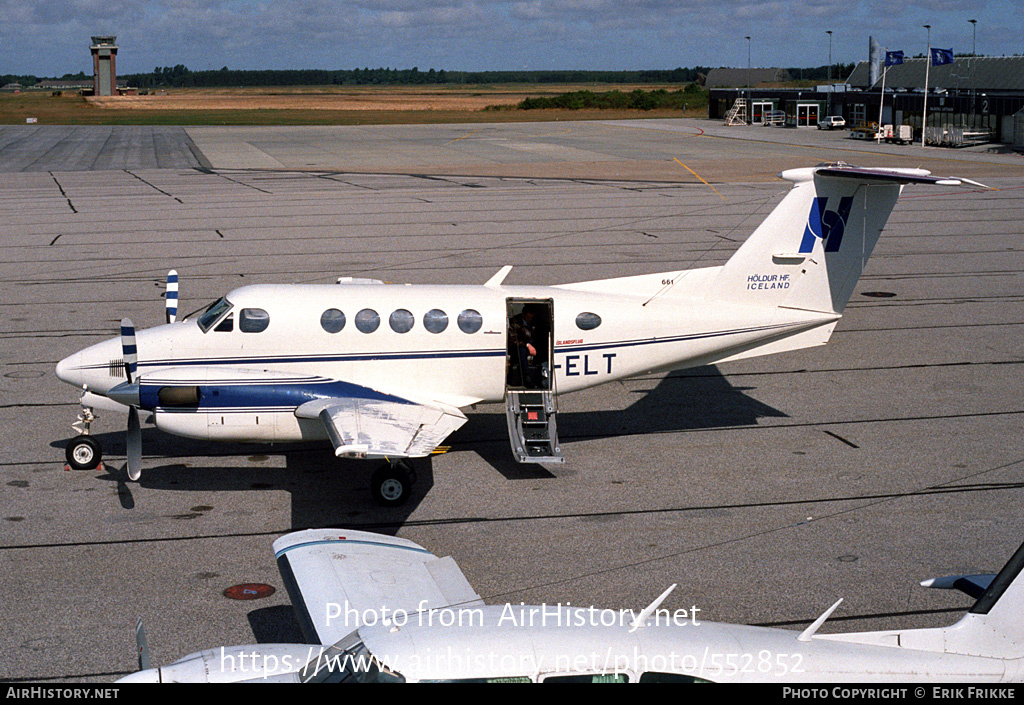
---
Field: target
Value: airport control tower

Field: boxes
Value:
[90,36,118,96]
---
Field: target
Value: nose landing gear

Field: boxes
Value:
[66,406,103,470]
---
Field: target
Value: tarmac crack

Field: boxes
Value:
[48,173,77,213]
[124,169,185,203]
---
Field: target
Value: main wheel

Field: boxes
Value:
[371,462,413,507]
[66,435,102,470]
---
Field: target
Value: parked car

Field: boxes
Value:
[817,115,846,130]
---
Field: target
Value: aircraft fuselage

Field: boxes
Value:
[57,278,836,445]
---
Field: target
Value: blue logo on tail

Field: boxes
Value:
[798,196,854,253]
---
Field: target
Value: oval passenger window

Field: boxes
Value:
[390,309,415,333]
[457,309,482,334]
[321,309,346,333]
[575,312,601,330]
[423,309,448,334]
[355,309,380,333]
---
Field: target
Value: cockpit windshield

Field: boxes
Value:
[299,632,404,684]
[194,297,234,333]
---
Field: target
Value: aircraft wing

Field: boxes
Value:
[295,389,467,459]
[273,529,484,645]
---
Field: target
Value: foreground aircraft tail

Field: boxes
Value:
[936,539,1024,659]
[820,539,1024,662]
[708,164,978,315]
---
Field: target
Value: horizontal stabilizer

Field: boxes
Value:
[809,165,988,189]
[920,573,996,600]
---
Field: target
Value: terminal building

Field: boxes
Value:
[708,56,1024,146]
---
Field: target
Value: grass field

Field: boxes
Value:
[0,84,701,125]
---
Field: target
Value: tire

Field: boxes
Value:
[371,462,413,507]
[66,435,102,470]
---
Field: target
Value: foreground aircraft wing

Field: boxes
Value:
[274,529,484,645]
[295,389,467,459]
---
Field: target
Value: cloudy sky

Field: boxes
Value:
[1,0,1019,77]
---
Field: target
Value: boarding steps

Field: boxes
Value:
[505,390,564,464]
[725,98,748,125]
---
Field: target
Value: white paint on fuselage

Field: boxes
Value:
[141,281,834,399]
[62,278,838,403]
[57,278,838,445]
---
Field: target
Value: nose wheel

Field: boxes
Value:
[66,406,103,470]
[371,460,416,507]
[66,434,103,470]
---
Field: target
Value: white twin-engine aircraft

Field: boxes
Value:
[55,164,980,505]
[118,528,1024,682]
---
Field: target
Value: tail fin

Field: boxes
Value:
[819,539,1024,661]
[940,540,1024,659]
[708,164,973,315]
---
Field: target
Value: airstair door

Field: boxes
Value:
[505,390,563,463]
[504,299,563,464]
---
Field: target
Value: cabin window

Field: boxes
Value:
[214,314,233,333]
[457,309,482,334]
[389,309,415,333]
[197,297,233,333]
[321,309,346,333]
[422,676,533,683]
[423,309,448,334]
[638,673,713,683]
[575,312,602,330]
[239,308,270,333]
[355,308,380,333]
[542,673,630,683]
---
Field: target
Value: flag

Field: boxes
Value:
[930,47,954,66]
[885,50,905,67]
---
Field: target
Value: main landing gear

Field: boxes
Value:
[371,459,416,507]
[65,406,103,470]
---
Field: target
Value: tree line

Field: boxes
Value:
[508,85,708,111]
[120,65,713,88]
[4,63,861,89]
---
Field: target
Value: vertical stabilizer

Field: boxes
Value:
[708,165,962,315]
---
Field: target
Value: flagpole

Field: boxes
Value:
[877,57,888,140]
[921,25,931,147]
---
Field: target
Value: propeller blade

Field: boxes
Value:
[127,405,142,481]
[120,318,137,384]
[165,269,178,323]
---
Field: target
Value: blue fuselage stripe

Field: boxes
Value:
[139,378,413,412]
[128,323,789,372]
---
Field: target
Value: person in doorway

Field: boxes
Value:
[510,304,546,389]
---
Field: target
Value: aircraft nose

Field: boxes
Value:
[55,336,122,394]
[55,351,82,385]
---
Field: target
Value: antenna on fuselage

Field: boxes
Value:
[629,583,677,632]
[797,598,844,642]
[485,265,513,287]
